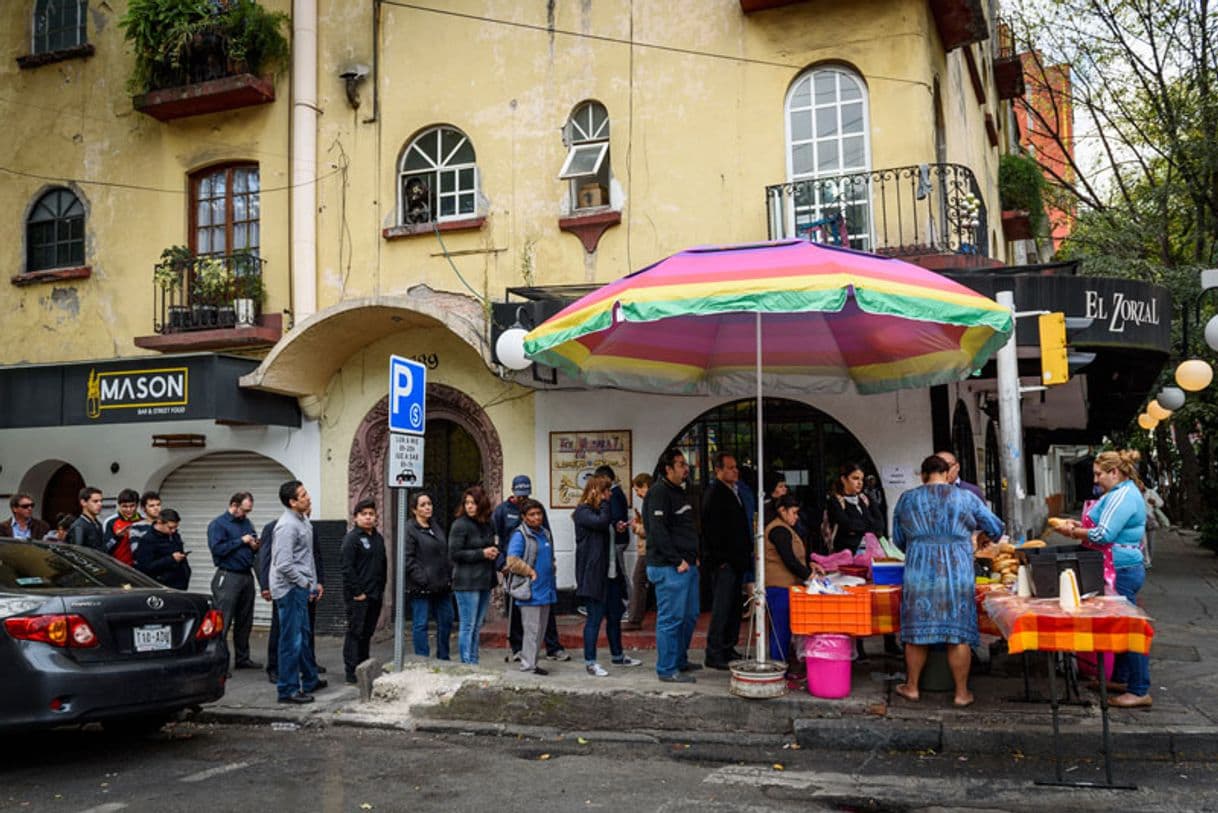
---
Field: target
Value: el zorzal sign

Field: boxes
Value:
[0,355,301,428]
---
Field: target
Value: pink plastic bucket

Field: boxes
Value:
[1076,651,1115,681]
[803,634,854,699]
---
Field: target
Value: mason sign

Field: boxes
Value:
[86,367,189,419]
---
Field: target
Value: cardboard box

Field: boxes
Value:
[578,183,606,208]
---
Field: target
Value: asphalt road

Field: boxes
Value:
[1,722,1216,813]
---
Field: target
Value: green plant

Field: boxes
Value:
[231,251,266,301]
[155,245,193,291]
[192,257,229,303]
[120,0,290,94]
[999,153,1048,233]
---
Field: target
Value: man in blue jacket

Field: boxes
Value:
[207,491,261,673]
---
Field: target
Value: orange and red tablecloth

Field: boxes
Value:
[981,594,1154,655]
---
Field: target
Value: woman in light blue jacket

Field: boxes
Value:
[1061,450,1150,708]
[504,499,557,675]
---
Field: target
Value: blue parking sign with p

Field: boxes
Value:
[388,355,426,435]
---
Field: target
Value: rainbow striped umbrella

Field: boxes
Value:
[523,239,1012,668]
[523,239,1012,395]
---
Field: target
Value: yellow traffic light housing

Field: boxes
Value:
[1039,311,1069,385]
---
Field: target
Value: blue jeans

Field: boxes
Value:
[454,589,491,664]
[646,564,700,677]
[276,586,319,699]
[1112,565,1150,696]
[411,594,454,660]
[766,586,793,664]
[583,580,625,664]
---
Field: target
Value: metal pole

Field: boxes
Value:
[393,487,406,671]
[995,290,1026,541]
[754,311,768,665]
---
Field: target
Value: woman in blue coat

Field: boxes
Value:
[573,475,642,676]
[504,499,557,675]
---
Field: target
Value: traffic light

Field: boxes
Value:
[1039,312,1068,385]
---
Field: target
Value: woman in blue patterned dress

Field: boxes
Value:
[892,455,1004,707]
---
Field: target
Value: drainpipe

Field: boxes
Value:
[291,0,318,321]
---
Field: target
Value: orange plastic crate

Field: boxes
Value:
[789,585,873,636]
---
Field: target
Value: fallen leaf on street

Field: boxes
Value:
[772,764,784,771]
[577,737,589,745]
[360,804,374,810]
[538,753,551,760]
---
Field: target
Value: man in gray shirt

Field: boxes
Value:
[271,480,324,704]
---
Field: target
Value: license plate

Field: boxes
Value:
[134,624,172,652]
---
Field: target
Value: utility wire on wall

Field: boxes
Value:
[0,164,342,196]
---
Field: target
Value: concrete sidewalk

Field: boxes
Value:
[197,526,1218,760]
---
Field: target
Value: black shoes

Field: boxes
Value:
[234,660,263,670]
[267,671,279,684]
[531,667,549,675]
[277,692,314,704]
[307,679,328,691]
[678,662,703,673]
[659,672,696,684]
[704,659,731,670]
[344,674,358,685]
[316,664,328,674]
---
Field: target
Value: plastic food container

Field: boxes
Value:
[871,560,905,586]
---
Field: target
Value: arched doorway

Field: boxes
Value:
[41,463,84,527]
[984,419,1003,520]
[663,397,881,522]
[951,399,978,487]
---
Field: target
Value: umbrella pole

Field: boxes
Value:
[754,311,768,665]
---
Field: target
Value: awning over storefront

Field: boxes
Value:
[0,354,301,428]
[237,287,491,398]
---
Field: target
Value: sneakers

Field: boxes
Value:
[659,672,696,684]
[506,651,522,663]
[546,650,572,662]
[586,662,609,677]
[612,655,642,667]
[576,606,589,617]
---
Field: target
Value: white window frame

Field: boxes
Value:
[397,126,480,225]
[784,67,873,249]
[558,142,609,180]
[564,101,611,211]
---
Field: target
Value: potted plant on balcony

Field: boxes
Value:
[231,249,264,327]
[192,256,229,328]
[156,245,192,330]
[121,0,290,95]
[998,153,1047,242]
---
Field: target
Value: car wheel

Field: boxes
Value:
[103,713,171,738]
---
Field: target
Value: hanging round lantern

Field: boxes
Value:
[1205,314,1218,352]
[1175,359,1214,392]
[1137,413,1158,430]
[494,327,532,371]
[1146,400,1172,421]
[1158,386,1186,411]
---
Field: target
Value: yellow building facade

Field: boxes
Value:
[1,0,1016,597]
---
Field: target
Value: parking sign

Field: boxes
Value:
[388,355,426,435]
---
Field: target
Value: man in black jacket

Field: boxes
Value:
[257,515,328,683]
[340,499,387,684]
[700,452,752,669]
[67,487,105,551]
[644,448,701,683]
[134,508,191,590]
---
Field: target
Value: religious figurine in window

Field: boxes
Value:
[403,177,431,224]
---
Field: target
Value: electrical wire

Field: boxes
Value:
[431,219,488,303]
[0,163,342,195]
[379,0,932,88]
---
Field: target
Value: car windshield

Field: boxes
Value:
[0,542,158,590]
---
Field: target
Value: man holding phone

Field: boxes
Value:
[134,508,191,589]
[207,491,261,674]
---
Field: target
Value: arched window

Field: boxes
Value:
[398,126,478,225]
[560,101,611,211]
[33,0,87,54]
[190,164,260,256]
[27,188,84,272]
[785,66,871,249]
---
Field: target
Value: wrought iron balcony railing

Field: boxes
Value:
[152,252,266,334]
[765,162,989,259]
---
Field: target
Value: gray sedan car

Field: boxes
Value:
[0,538,227,732]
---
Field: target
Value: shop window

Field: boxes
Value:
[190,164,260,256]
[561,101,611,211]
[33,0,87,54]
[398,126,479,225]
[26,187,84,272]
[785,66,872,249]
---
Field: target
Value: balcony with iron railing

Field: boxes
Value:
[134,252,282,352]
[765,162,994,269]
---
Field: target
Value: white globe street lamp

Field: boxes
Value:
[495,327,532,371]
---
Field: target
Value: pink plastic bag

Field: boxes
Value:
[810,550,854,571]
[1080,500,1116,595]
